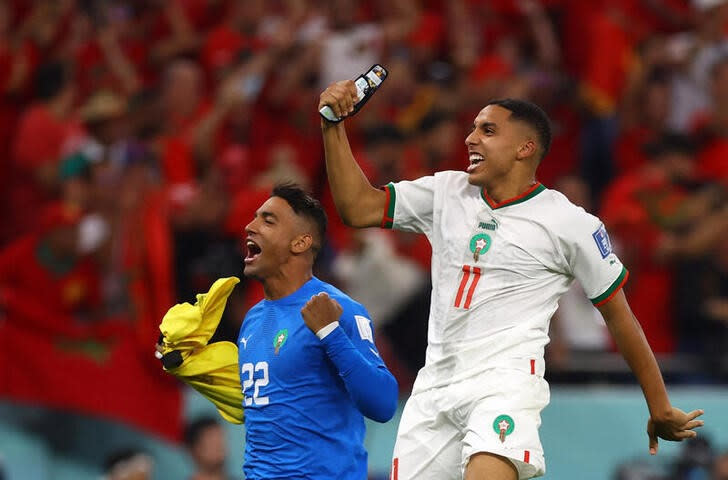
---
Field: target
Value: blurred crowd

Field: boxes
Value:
[617,436,728,480]
[1,0,728,414]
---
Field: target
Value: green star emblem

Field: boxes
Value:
[273,329,288,355]
[469,233,492,262]
[493,414,515,443]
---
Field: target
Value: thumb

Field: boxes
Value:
[647,421,658,455]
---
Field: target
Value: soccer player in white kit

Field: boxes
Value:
[318,82,705,479]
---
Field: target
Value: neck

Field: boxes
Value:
[261,263,313,300]
[483,174,537,205]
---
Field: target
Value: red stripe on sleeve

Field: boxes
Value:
[593,270,630,307]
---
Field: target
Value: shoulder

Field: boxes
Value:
[394,170,469,188]
[533,189,609,253]
[536,188,601,229]
[413,170,480,198]
[244,301,266,320]
[316,281,368,319]
[433,170,471,188]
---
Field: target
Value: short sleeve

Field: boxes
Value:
[381,176,435,235]
[564,214,629,307]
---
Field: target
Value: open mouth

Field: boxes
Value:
[244,239,262,264]
[467,153,485,173]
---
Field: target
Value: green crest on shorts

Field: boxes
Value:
[273,329,288,354]
[493,414,515,442]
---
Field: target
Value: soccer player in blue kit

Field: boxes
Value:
[238,184,398,479]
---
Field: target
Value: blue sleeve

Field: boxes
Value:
[319,309,398,423]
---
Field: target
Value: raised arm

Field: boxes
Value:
[319,81,387,228]
[598,290,704,454]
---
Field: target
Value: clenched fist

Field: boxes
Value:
[318,80,359,124]
[301,292,343,334]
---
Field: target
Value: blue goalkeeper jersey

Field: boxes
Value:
[237,276,398,480]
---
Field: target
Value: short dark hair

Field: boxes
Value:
[364,124,405,147]
[35,61,69,101]
[272,184,327,257]
[102,448,149,473]
[643,132,696,158]
[184,416,220,448]
[486,98,552,161]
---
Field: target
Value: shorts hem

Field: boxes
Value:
[463,447,545,480]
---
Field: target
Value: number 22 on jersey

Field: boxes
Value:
[454,265,482,309]
[241,361,269,406]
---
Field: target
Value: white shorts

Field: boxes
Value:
[391,360,550,480]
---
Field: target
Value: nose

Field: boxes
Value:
[245,217,257,235]
[465,129,477,147]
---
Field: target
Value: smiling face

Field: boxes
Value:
[243,196,311,280]
[464,105,538,189]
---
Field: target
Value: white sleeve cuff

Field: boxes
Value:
[315,322,340,340]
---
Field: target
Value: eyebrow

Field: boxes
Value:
[256,211,278,221]
[474,121,497,130]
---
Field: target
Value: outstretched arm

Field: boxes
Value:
[319,81,387,228]
[598,290,704,454]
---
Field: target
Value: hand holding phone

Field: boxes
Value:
[319,64,388,123]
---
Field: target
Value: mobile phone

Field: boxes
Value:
[319,64,388,123]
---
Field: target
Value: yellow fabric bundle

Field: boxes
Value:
[158,277,244,424]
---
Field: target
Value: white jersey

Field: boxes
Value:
[382,171,627,392]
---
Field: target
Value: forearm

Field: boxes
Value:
[99,36,141,95]
[322,122,384,227]
[193,106,228,166]
[601,292,671,418]
[320,326,398,422]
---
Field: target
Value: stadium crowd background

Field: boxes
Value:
[0,0,727,478]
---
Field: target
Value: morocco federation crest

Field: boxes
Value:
[493,414,515,443]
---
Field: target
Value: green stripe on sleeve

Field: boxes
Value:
[381,183,396,229]
[590,266,628,306]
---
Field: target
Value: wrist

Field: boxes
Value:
[649,405,673,422]
[315,321,340,340]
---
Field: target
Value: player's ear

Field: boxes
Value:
[291,233,314,255]
[516,139,537,160]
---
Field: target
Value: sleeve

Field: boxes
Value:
[319,303,398,423]
[381,175,435,235]
[562,211,629,307]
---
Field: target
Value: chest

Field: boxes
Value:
[435,201,558,275]
[238,305,329,391]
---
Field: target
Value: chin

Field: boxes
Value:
[242,264,261,279]
[467,172,488,187]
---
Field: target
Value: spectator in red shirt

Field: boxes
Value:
[155,59,209,187]
[601,133,704,353]
[693,56,728,185]
[616,66,674,175]
[7,61,85,240]
[0,203,102,335]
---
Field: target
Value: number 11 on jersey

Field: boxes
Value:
[454,265,482,309]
